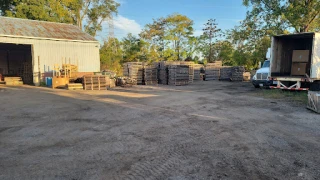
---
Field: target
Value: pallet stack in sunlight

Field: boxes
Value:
[168,65,189,86]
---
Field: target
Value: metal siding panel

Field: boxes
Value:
[312,33,320,79]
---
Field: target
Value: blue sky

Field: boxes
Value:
[97,0,248,40]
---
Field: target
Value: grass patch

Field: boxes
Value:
[257,89,308,104]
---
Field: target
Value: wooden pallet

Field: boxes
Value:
[307,91,320,113]
[83,75,110,90]
[67,83,83,90]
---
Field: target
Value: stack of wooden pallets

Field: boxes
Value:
[4,77,23,85]
[219,66,233,81]
[123,62,144,85]
[180,61,194,84]
[158,61,179,85]
[193,64,204,80]
[231,66,246,81]
[205,63,221,81]
[83,75,110,90]
[144,65,158,85]
[23,62,33,84]
[168,65,189,86]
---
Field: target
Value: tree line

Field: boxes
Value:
[1,0,320,74]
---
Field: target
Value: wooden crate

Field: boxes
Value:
[307,91,320,113]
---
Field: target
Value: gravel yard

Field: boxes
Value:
[0,81,319,180]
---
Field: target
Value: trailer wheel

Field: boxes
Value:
[254,85,260,88]
[310,81,320,91]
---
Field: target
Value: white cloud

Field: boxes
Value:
[194,30,203,37]
[97,15,142,42]
[113,15,142,37]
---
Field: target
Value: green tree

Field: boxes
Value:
[0,0,119,36]
[100,37,123,74]
[122,33,150,62]
[164,14,194,60]
[1,0,79,23]
[141,13,193,61]
[202,19,221,62]
[80,0,120,36]
[243,0,320,32]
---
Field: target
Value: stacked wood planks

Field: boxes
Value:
[4,77,23,85]
[123,62,144,85]
[205,62,222,81]
[144,65,158,85]
[168,65,189,86]
[83,75,110,90]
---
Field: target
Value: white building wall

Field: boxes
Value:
[0,36,100,84]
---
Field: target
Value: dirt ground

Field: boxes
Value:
[0,81,319,180]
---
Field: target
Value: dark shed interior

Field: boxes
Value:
[0,43,33,84]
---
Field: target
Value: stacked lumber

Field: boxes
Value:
[219,66,233,81]
[83,75,110,90]
[231,66,245,81]
[123,62,144,85]
[144,65,158,85]
[180,61,194,84]
[205,63,221,81]
[67,83,83,90]
[168,65,189,86]
[193,64,204,80]
[4,77,23,85]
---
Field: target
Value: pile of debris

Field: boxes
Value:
[168,65,190,86]
[116,77,137,87]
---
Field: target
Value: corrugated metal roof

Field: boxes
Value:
[0,17,97,42]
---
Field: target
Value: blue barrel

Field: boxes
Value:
[46,77,52,87]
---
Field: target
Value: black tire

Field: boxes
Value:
[310,81,320,91]
[254,85,260,88]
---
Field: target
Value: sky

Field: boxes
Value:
[97,0,248,41]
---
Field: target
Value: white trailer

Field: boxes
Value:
[270,32,320,91]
